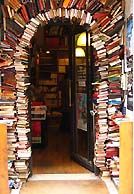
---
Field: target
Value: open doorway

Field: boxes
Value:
[29,22,93,175]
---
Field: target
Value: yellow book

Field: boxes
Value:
[63,0,71,8]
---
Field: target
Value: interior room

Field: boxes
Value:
[30,23,91,174]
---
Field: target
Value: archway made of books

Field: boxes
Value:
[1,0,124,182]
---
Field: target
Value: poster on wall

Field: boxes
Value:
[126,14,133,111]
[76,93,87,131]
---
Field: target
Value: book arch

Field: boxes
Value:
[1,0,124,183]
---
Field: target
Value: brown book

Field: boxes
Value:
[98,0,107,5]
[86,0,96,12]
[50,0,58,9]
[68,0,79,8]
[5,0,21,12]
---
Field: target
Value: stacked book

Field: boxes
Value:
[106,109,124,183]
[91,0,124,177]
[94,81,109,176]
[105,31,123,179]
[0,42,21,189]
[7,122,21,191]
[14,46,31,181]
[2,0,94,29]
[106,156,120,188]
[91,33,110,176]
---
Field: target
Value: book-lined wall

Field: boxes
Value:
[0,0,125,191]
[0,35,31,192]
[91,0,125,188]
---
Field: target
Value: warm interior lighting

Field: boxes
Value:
[75,47,85,57]
[46,50,50,54]
[77,32,90,46]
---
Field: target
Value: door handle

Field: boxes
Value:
[90,110,96,116]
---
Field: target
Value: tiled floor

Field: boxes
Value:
[20,179,109,194]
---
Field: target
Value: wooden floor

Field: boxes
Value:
[32,127,89,174]
[21,127,110,194]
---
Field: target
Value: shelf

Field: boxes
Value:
[31,118,46,121]
[46,98,57,99]
[40,84,57,86]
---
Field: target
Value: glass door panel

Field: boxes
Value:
[71,31,94,171]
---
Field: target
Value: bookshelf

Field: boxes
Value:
[31,102,48,147]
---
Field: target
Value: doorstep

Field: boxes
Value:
[102,177,118,194]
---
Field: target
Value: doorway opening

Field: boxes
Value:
[29,21,94,175]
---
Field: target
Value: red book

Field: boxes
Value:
[38,0,44,11]
[32,101,45,106]
[93,12,108,21]
[76,0,87,9]
[100,19,111,30]
[106,40,121,51]
[21,4,29,23]
[108,55,119,62]
[110,89,121,94]
[106,147,119,158]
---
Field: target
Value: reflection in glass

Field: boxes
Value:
[75,42,88,158]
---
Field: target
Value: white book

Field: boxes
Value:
[95,44,105,51]
[109,59,121,66]
[31,18,40,26]
[86,12,92,24]
[64,8,69,18]
[45,11,50,20]
[107,45,120,55]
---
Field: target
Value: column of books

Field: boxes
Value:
[92,34,110,177]
[0,41,21,190]
[0,2,36,189]
[105,33,124,187]
[91,0,124,184]
[14,46,31,182]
